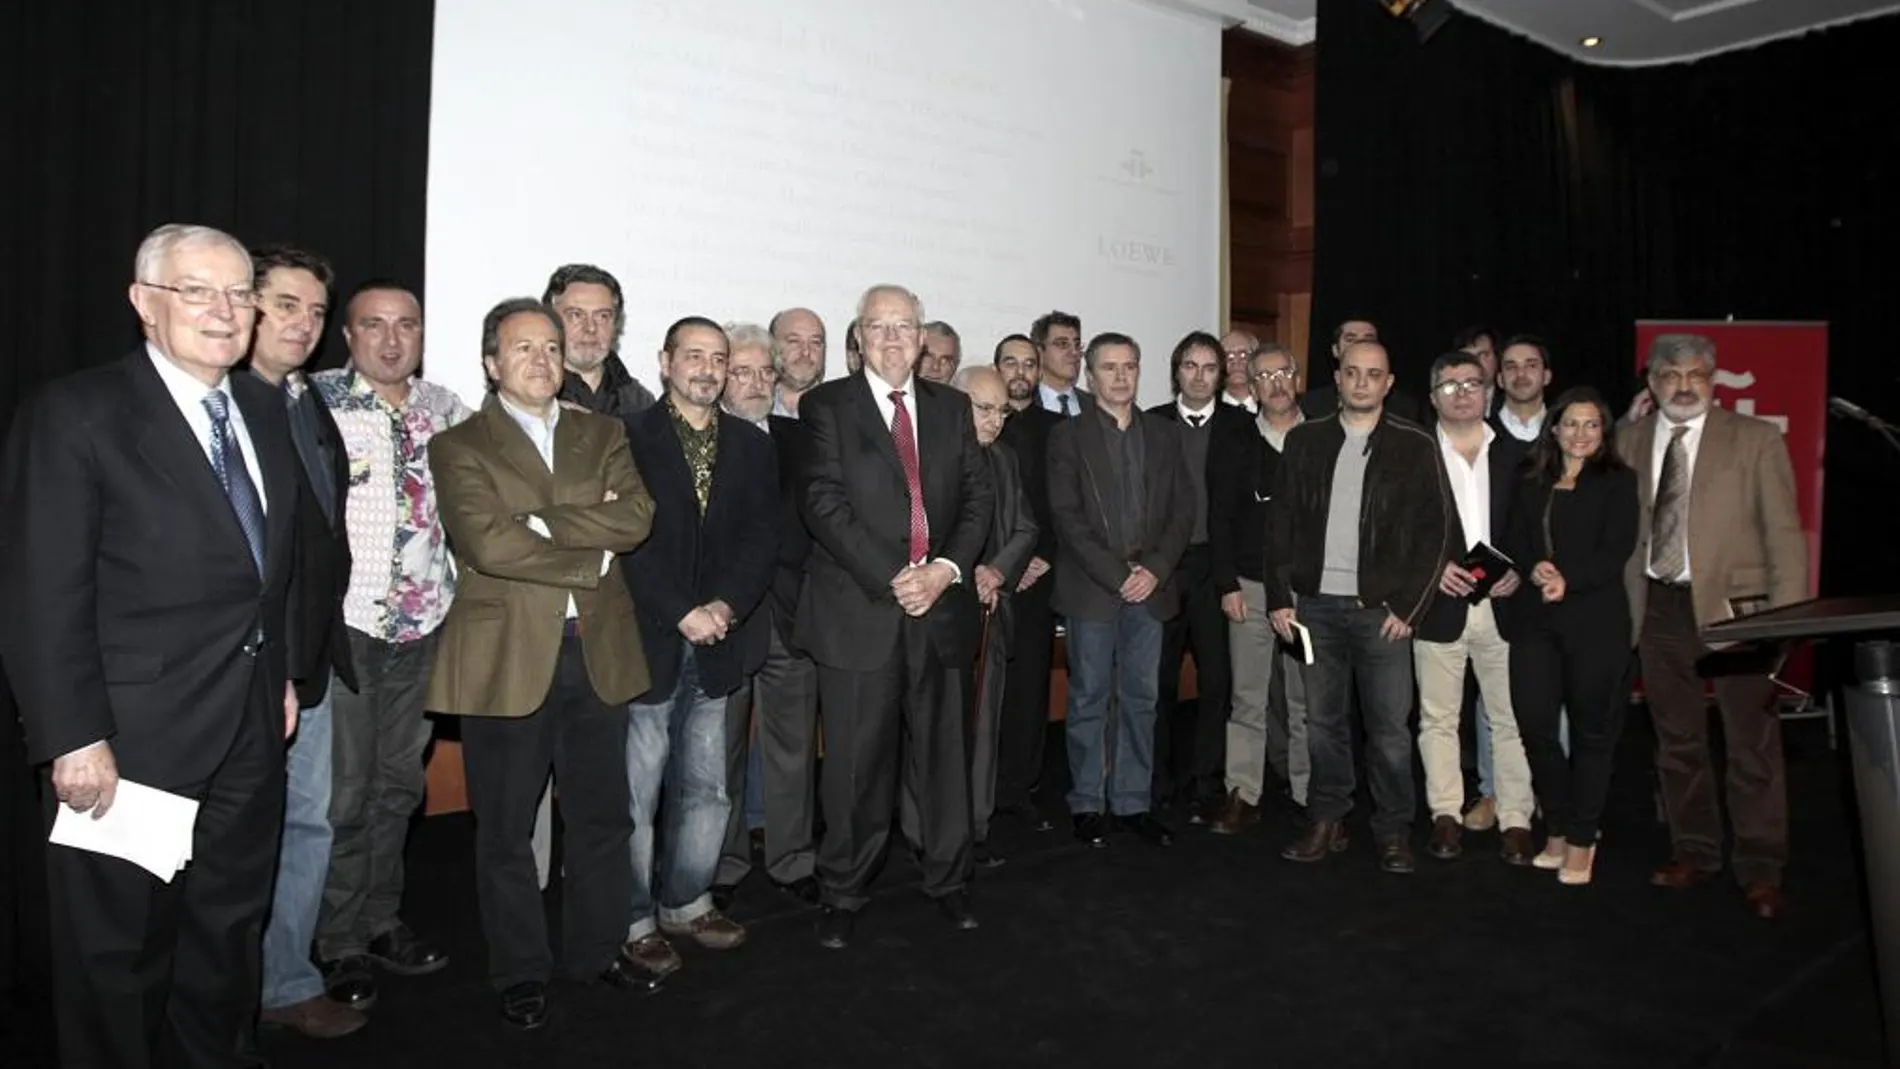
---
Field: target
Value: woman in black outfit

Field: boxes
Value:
[1502,387,1639,885]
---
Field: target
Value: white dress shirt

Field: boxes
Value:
[1437,422,1494,550]
[868,375,960,582]
[1176,398,1217,427]
[146,342,268,514]
[1496,404,1546,443]
[1256,409,1304,453]
[498,395,610,617]
[1646,410,1708,583]
[1220,390,1258,415]
[1037,381,1081,416]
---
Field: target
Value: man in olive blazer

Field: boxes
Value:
[426,299,655,1028]
[1616,333,1807,919]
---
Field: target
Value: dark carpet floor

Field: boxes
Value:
[241,709,1884,1069]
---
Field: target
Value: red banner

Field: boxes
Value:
[1634,320,1827,694]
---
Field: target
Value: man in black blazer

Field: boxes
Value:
[618,317,779,981]
[992,334,1061,821]
[0,224,301,1068]
[1412,351,1536,865]
[1048,333,1196,849]
[797,285,994,947]
[241,245,365,1040]
[1300,318,1424,423]
[713,327,822,907]
[1147,332,1251,818]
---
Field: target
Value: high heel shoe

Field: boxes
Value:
[1557,843,1597,886]
[1532,836,1567,870]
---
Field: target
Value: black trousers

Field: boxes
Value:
[815,617,971,911]
[1510,620,1632,846]
[1154,545,1231,805]
[996,570,1056,810]
[44,669,283,1069]
[459,637,632,990]
[717,622,820,888]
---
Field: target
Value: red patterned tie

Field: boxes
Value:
[889,390,929,563]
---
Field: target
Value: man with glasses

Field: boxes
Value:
[1618,334,1806,919]
[1032,310,1087,416]
[919,321,962,384]
[1217,329,1262,414]
[798,285,994,947]
[2,224,303,1066]
[1207,344,1309,832]
[1268,340,1447,874]
[1412,351,1535,865]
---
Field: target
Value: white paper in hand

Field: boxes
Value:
[49,780,200,882]
[1291,621,1316,665]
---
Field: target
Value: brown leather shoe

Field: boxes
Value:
[1650,859,1718,889]
[1499,827,1535,866]
[1209,791,1260,836]
[1744,881,1789,920]
[623,933,682,979]
[1428,815,1462,860]
[260,995,367,1039]
[661,909,747,950]
[1282,820,1349,862]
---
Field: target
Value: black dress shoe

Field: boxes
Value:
[710,883,738,912]
[1115,811,1175,847]
[1072,812,1109,847]
[773,875,821,906]
[320,956,378,1011]
[597,951,663,992]
[935,891,979,930]
[972,841,1005,868]
[367,924,449,976]
[499,981,547,1030]
[1380,838,1417,875]
[816,906,855,949]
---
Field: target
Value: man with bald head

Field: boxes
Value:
[796,284,993,946]
[3,223,303,1066]
[770,307,827,417]
[950,367,1037,864]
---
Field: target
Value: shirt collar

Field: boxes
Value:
[497,392,560,438]
[1176,397,1217,421]
[145,341,232,410]
[1256,408,1303,437]
[1662,410,1709,435]
[1436,420,1496,455]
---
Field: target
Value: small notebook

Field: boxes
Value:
[1460,542,1517,603]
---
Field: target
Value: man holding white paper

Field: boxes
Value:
[1411,350,1535,866]
[0,224,301,1068]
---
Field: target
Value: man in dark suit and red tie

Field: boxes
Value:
[1,224,302,1068]
[795,284,994,949]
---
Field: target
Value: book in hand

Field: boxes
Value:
[1459,542,1517,603]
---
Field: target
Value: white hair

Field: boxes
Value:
[133,223,251,283]
[853,283,925,327]
[722,321,773,356]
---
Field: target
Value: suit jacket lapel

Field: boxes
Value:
[480,398,556,496]
[123,355,253,562]
[551,407,596,507]
[852,374,905,479]
[1630,415,1659,513]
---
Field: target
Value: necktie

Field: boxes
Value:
[889,390,929,563]
[203,392,266,576]
[1650,424,1691,580]
[1188,413,1205,427]
[1059,394,1073,419]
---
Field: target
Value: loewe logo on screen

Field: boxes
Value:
[1097,237,1177,268]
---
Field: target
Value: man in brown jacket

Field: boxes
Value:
[427,298,656,1029]
[1619,332,1807,919]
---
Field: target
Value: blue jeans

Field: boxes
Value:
[1064,603,1165,816]
[1476,700,1568,797]
[261,686,335,1009]
[1300,595,1417,841]
[627,643,730,938]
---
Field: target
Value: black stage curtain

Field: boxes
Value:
[1311,0,1900,598]
[0,2,435,1060]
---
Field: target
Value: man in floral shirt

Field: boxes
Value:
[310,280,472,1012]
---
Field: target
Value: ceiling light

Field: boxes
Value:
[1580,36,1603,48]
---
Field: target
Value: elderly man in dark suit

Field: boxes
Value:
[798,284,994,948]
[1,223,301,1068]
[426,298,657,1028]
[1047,332,1196,850]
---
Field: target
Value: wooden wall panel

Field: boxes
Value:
[1223,29,1315,351]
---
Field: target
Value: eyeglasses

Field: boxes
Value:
[1651,367,1712,388]
[138,280,258,309]
[1223,349,1255,362]
[1432,379,1487,397]
[728,366,779,384]
[1252,368,1297,385]
[863,321,917,338]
